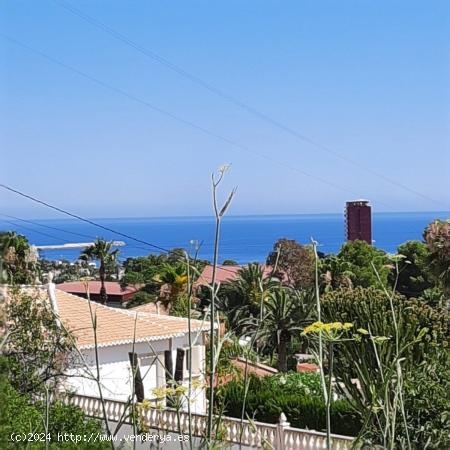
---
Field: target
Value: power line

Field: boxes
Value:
[0,32,370,202]
[0,218,71,243]
[0,218,130,257]
[1,213,96,240]
[0,213,160,254]
[0,183,256,275]
[52,0,448,209]
[0,183,169,253]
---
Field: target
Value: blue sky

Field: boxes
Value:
[1,0,449,218]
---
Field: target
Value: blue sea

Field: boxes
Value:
[3,212,449,264]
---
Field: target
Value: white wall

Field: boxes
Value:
[65,333,206,414]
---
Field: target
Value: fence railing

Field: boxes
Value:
[64,394,354,449]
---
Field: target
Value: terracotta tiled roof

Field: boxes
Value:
[57,281,143,296]
[3,286,208,349]
[296,363,320,373]
[232,357,278,377]
[196,264,275,286]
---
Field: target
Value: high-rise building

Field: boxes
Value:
[345,200,372,244]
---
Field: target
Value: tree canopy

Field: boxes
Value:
[266,238,314,289]
[336,240,390,288]
[392,240,433,298]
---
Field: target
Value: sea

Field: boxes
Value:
[3,212,449,264]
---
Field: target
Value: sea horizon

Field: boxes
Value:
[10,209,450,222]
[2,211,448,264]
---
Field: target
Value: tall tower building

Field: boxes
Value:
[345,200,372,244]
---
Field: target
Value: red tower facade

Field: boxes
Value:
[345,200,372,244]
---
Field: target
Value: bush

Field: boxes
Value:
[321,287,450,448]
[125,290,156,308]
[0,374,108,449]
[216,373,361,436]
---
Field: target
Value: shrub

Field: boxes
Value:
[216,373,361,436]
[3,289,73,394]
[125,290,156,308]
[321,287,450,448]
[0,374,108,449]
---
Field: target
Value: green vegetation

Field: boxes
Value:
[266,238,315,289]
[240,288,314,372]
[80,239,120,304]
[0,373,108,449]
[0,231,38,284]
[424,219,450,301]
[1,289,108,449]
[391,240,433,298]
[216,373,361,436]
[321,287,450,448]
[3,289,73,394]
[324,239,390,289]
[1,216,449,448]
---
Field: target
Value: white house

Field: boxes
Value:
[2,283,209,414]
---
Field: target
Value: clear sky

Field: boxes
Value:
[1,0,449,219]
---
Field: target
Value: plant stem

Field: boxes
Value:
[207,189,221,444]
[326,342,334,450]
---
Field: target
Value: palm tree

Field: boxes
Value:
[217,263,278,332]
[241,287,314,372]
[80,239,119,304]
[153,263,188,310]
[234,263,276,306]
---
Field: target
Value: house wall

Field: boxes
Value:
[65,333,206,414]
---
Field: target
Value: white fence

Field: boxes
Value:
[64,394,354,449]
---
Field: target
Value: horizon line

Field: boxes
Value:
[4,210,449,223]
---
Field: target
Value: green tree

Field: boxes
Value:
[80,239,119,304]
[319,254,355,290]
[233,263,276,307]
[267,238,315,289]
[242,288,313,372]
[3,289,74,395]
[424,219,450,299]
[124,290,156,309]
[392,240,433,298]
[222,259,238,266]
[0,231,38,284]
[153,263,188,310]
[337,240,390,288]
[216,263,277,332]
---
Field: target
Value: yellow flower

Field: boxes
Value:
[166,387,176,396]
[175,385,187,396]
[140,399,151,410]
[192,379,204,390]
[175,275,188,285]
[302,321,353,335]
[152,386,167,398]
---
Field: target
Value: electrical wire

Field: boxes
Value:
[0,32,371,203]
[52,0,449,209]
[0,183,241,274]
